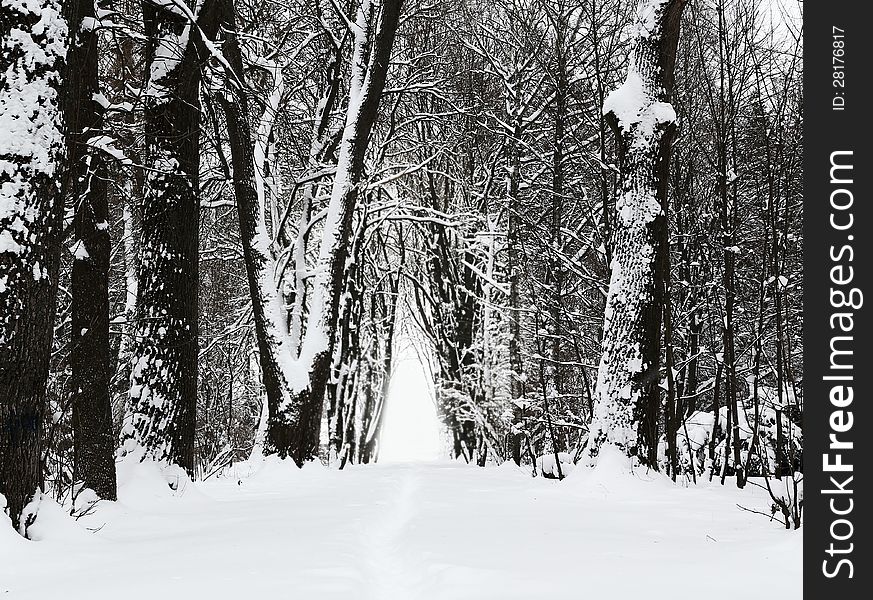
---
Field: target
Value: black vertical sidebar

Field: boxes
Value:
[804,2,869,597]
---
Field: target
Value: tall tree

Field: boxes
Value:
[0,0,67,533]
[66,0,118,501]
[588,0,687,463]
[120,0,219,474]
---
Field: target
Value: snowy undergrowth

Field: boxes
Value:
[1,450,800,599]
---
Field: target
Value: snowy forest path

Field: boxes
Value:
[358,464,425,599]
[2,459,801,599]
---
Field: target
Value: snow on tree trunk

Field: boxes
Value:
[66,0,117,501]
[588,0,686,463]
[121,1,219,474]
[287,0,403,465]
[107,12,142,423]
[0,0,67,533]
[114,190,139,410]
[286,48,341,357]
[216,0,304,459]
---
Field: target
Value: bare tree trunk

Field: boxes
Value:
[0,0,66,533]
[361,376,387,464]
[121,1,219,474]
[673,170,700,417]
[589,0,686,463]
[66,0,117,501]
[114,190,139,412]
[683,286,701,416]
[285,46,342,356]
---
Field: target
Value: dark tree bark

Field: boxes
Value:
[0,0,66,533]
[65,0,117,501]
[681,210,701,417]
[121,0,219,474]
[708,357,723,480]
[455,253,484,462]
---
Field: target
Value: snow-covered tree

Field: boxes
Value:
[0,0,67,533]
[588,0,687,464]
[121,0,220,473]
[215,0,302,459]
[284,0,404,464]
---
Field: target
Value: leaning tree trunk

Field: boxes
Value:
[588,0,686,463]
[288,0,403,465]
[0,0,66,533]
[120,1,218,474]
[66,0,117,501]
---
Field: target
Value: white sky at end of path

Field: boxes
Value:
[379,349,441,462]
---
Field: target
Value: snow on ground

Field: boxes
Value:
[1,449,800,599]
